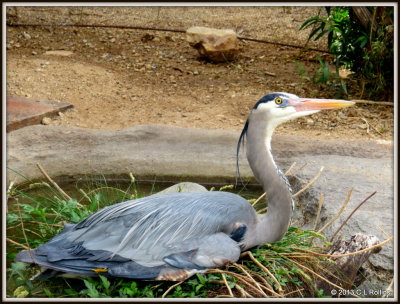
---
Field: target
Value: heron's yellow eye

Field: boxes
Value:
[275,97,283,105]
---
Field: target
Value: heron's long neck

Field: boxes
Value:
[245,117,293,248]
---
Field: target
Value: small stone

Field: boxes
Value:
[14,43,21,48]
[44,50,74,56]
[32,51,38,55]
[306,118,315,125]
[193,71,199,75]
[41,117,52,125]
[22,32,31,40]
[6,43,11,50]
[110,38,116,43]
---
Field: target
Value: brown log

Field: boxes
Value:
[316,234,381,296]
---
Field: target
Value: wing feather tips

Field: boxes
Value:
[15,249,36,263]
[107,261,165,279]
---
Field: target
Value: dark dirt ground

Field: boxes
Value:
[6,6,394,141]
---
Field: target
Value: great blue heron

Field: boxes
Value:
[16,92,354,281]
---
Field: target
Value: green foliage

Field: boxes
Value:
[300,6,394,101]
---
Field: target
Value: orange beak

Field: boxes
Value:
[289,98,355,112]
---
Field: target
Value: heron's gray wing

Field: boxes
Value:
[64,191,256,265]
[17,191,257,279]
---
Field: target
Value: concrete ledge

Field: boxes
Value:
[6,124,392,185]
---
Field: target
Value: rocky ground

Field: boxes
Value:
[6,6,394,140]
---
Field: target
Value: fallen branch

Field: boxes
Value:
[316,234,385,294]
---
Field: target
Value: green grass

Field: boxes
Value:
[6,177,339,298]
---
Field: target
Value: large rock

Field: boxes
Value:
[158,182,208,194]
[6,124,393,291]
[186,26,239,62]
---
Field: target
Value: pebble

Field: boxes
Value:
[22,32,31,40]
[32,51,38,55]
[41,117,52,125]
[306,118,315,125]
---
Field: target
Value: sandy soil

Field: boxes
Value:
[6,6,394,140]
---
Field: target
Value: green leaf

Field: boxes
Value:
[99,275,110,292]
[83,279,100,298]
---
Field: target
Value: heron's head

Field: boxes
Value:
[251,92,355,129]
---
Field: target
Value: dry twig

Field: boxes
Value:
[208,269,267,297]
[289,259,344,291]
[36,163,72,201]
[330,191,377,241]
[251,192,266,207]
[221,273,234,297]
[292,166,324,198]
[240,251,283,296]
[313,193,325,230]
[288,237,392,258]
[161,281,184,298]
[24,220,64,228]
[6,238,31,250]
[353,99,393,106]
[317,188,353,234]
[234,263,268,297]
[284,162,297,176]
[235,284,252,298]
